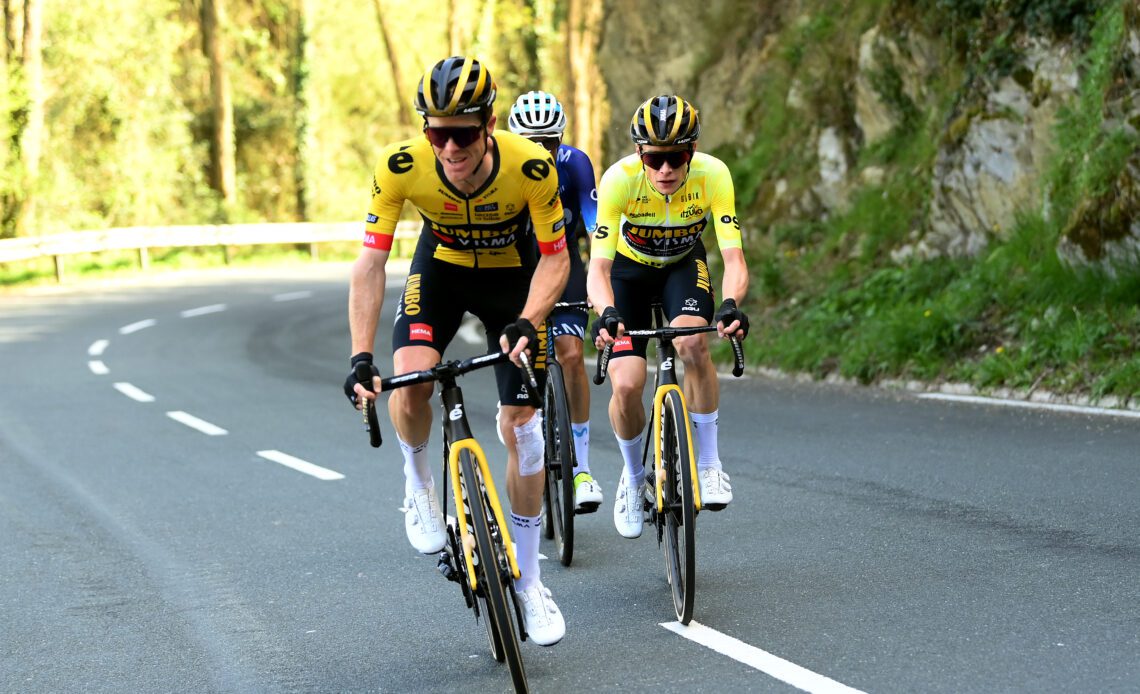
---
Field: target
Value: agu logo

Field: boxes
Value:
[409,323,433,341]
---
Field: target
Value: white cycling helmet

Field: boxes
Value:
[508,90,567,138]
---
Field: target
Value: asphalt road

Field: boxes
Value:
[2,265,1137,693]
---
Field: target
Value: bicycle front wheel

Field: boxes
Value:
[460,451,529,693]
[541,361,576,566]
[660,390,696,624]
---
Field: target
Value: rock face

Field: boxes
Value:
[912,40,1080,259]
[853,26,938,148]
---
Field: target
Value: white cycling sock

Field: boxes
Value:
[616,433,644,489]
[511,512,541,592]
[689,410,722,471]
[398,435,432,494]
[571,420,590,475]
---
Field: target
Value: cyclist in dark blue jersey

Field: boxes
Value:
[508,90,603,514]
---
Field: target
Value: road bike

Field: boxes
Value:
[356,350,541,694]
[540,300,592,567]
[593,303,744,624]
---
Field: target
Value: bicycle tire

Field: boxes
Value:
[460,452,529,693]
[660,390,696,624]
[541,361,575,566]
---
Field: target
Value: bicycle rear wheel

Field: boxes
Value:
[460,452,529,693]
[541,361,576,566]
[660,390,696,624]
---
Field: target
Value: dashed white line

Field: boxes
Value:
[119,319,156,335]
[113,382,155,402]
[273,291,313,302]
[918,392,1140,419]
[661,621,867,694]
[166,411,228,436]
[88,339,110,356]
[88,360,109,375]
[180,303,227,318]
[257,450,344,481]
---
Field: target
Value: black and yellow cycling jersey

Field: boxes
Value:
[363,130,567,268]
[591,152,741,267]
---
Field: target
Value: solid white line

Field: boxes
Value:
[88,360,109,375]
[661,621,867,694]
[180,303,227,318]
[273,290,313,302]
[113,382,155,403]
[119,319,156,334]
[166,411,228,436]
[88,339,110,356]
[918,392,1140,419]
[257,450,344,481]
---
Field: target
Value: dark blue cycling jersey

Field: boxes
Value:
[554,143,598,242]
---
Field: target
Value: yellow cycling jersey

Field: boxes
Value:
[363,131,566,268]
[591,152,742,267]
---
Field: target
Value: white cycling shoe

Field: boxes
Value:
[573,472,603,514]
[403,485,446,553]
[517,581,565,646]
[613,469,644,538]
[698,467,733,510]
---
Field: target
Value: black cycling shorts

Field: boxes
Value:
[549,244,588,341]
[392,252,547,406]
[609,243,715,360]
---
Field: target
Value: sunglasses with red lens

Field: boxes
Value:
[639,149,693,170]
[424,125,484,149]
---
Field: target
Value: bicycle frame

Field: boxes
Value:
[647,342,703,513]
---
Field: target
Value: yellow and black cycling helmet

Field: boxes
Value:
[414,56,497,118]
[629,95,700,146]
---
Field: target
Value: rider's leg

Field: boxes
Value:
[555,334,591,473]
[500,404,545,590]
[390,345,443,488]
[673,321,722,469]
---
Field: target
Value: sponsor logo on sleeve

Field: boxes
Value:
[388,147,414,174]
[372,176,381,196]
[522,159,551,181]
[366,213,379,224]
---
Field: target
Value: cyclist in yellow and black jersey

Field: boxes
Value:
[363,129,567,269]
[346,56,569,647]
[587,95,751,540]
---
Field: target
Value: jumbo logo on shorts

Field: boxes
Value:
[613,336,633,352]
[402,273,422,316]
[409,323,433,341]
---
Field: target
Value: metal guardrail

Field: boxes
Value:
[0,220,421,281]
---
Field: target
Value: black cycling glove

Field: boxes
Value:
[344,352,379,405]
[501,318,538,358]
[590,306,623,342]
[713,298,750,338]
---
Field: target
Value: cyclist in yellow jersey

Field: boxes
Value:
[345,56,569,646]
[586,95,751,539]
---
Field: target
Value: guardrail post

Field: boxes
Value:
[309,243,319,261]
[138,247,150,271]
[53,255,64,283]
[221,245,232,265]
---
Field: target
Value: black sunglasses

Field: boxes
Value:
[424,125,484,149]
[640,148,692,170]
[529,136,562,152]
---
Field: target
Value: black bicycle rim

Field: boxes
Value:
[662,391,696,624]
[544,362,575,566]
[461,452,529,693]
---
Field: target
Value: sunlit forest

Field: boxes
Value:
[0,0,596,238]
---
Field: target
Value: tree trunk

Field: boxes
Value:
[371,0,410,127]
[203,0,236,212]
[14,0,41,236]
[293,0,311,221]
[4,0,20,61]
[567,0,605,166]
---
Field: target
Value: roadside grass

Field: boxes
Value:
[0,242,360,288]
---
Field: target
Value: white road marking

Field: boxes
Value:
[88,360,109,375]
[180,303,227,318]
[113,382,155,402]
[661,621,867,694]
[273,291,313,302]
[88,339,110,356]
[257,450,344,481]
[166,411,228,436]
[918,392,1140,419]
[119,319,156,334]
